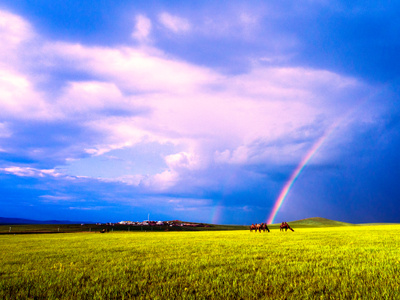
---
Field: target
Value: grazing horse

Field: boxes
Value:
[262,223,270,233]
[250,223,270,233]
[280,222,294,232]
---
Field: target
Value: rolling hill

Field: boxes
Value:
[288,217,353,227]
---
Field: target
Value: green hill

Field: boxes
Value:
[287,217,353,227]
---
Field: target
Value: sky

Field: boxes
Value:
[1,0,400,224]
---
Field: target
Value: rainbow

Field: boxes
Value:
[266,122,338,225]
[265,89,377,225]
[210,89,377,225]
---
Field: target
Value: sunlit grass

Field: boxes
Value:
[1,226,400,299]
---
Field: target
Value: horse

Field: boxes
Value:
[280,222,294,232]
[250,223,270,233]
[261,223,270,233]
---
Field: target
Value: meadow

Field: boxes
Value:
[1,225,400,299]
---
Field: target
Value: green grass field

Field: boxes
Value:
[1,225,400,299]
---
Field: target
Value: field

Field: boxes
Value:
[1,225,400,299]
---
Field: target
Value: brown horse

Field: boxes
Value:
[280,222,294,232]
[261,223,270,233]
[250,223,270,233]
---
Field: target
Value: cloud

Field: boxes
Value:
[131,15,152,42]
[1,9,365,168]
[158,12,191,33]
[0,10,34,55]
[0,68,52,120]
[56,81,126,116]
[68,206,107,211]
[39,195,75,202]
[0,11,53,121]
[165,152,201,170]
[2,12,371,189]
[44,41,220,94]
[0,166,64,178]
[0,7,387,223]
[100,174,146,186]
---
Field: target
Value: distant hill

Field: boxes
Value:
[0,217,83,225]
[0,216,354,227]
[288,217,353,227]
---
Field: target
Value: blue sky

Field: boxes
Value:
[1,0,400,224]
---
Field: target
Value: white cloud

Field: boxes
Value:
[0,11,53,121]
[0,166,63,178]
[0,68,51,120]
[158,12,191,33]
[132,15,152,42]
[56,81,125,115]
[68,206,106,211]
[43,43,369,188]
[199,8,262,40]
[39,195,74,202]
[98,174,146,186]
[0,10,34,56]
[0,8,377,195]
[150,169,179,190]
[44,42,220,94]
[165,152,201,170]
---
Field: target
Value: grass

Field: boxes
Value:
[289,217,353,227]
[1,225,400,299]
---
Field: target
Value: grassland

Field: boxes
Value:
[289,217,353,227]
[1,225,400,299]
